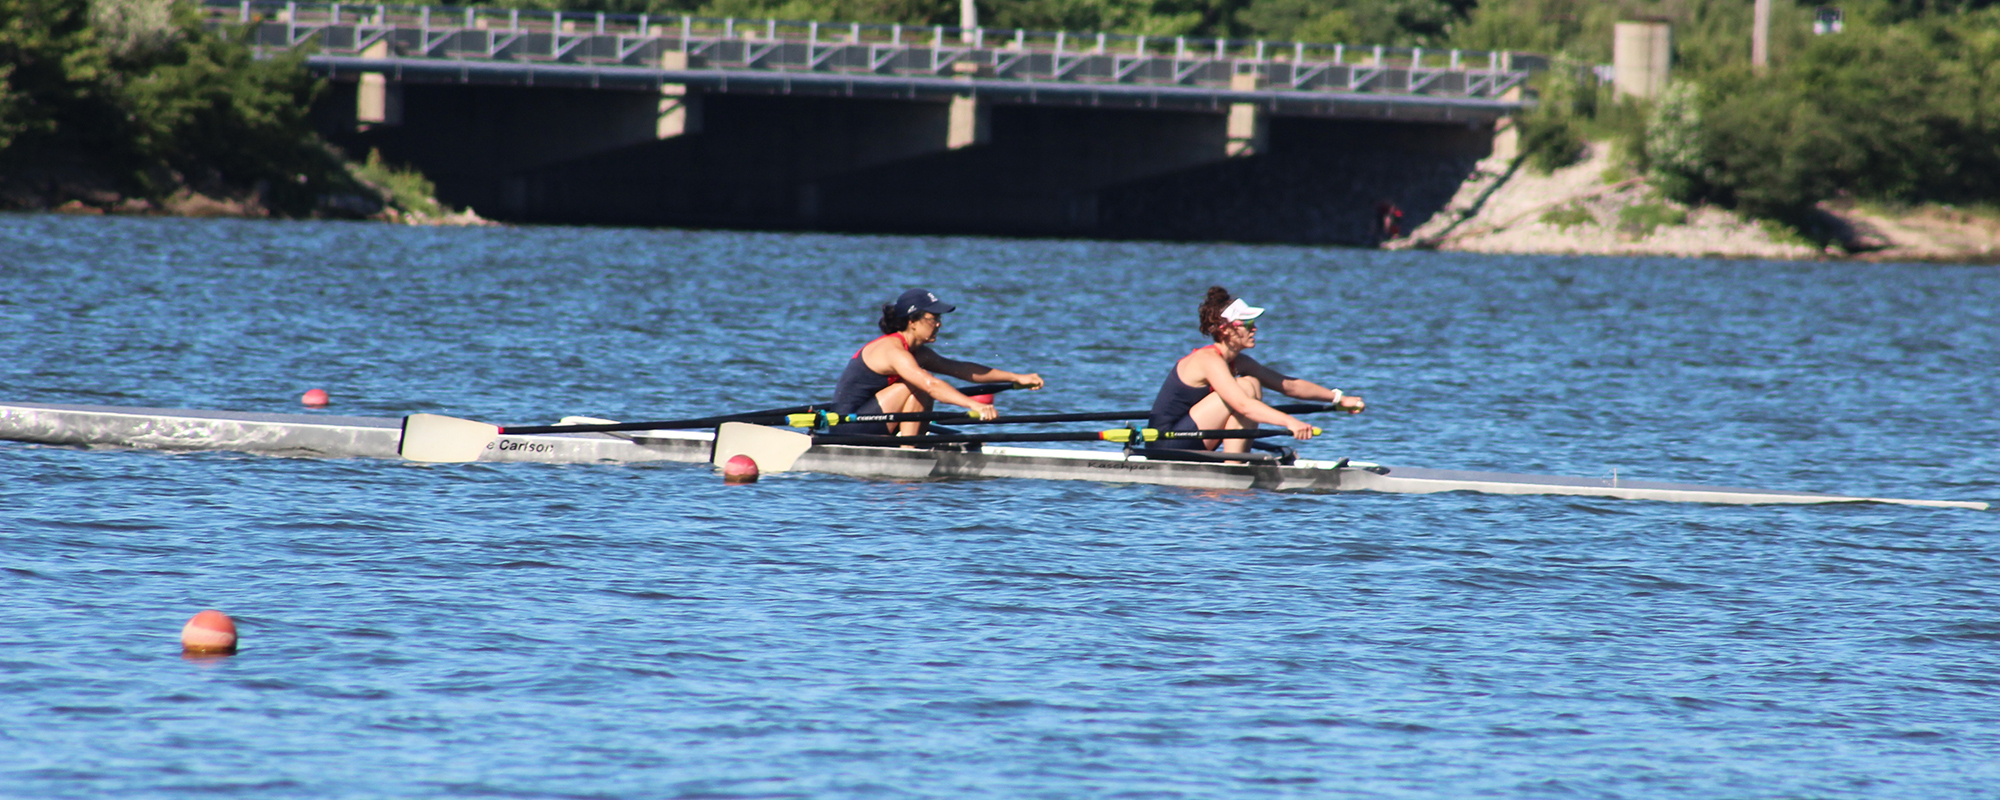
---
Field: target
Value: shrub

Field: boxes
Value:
[0,0,376,214]
[1655,11,2000,223]
[1520,111,1588,174]
[1645,81,1707,203]
[1540,202,1596,230]
[351,148,444,217]
[1617,202,1688,238]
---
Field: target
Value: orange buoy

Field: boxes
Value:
[300,388,330,407]
[180,609,238,655]
[722,454,760,484]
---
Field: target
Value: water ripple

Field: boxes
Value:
[3,216,1998,798]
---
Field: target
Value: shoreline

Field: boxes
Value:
[11,141,1997,255]
[0,148,493,227]
[1394,143,2000,264]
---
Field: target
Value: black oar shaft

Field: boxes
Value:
[496,384,1018,436]
[814,430,1108,445]
[814,427,1296,447]
[499,413,783,436]
[961,402,1336,426]
[824,402,1338,428]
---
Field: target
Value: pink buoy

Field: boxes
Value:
[180,609,238,655]
[300,388,330,407]
[722,454,760,484]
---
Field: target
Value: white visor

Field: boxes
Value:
[1221,298,1265,322]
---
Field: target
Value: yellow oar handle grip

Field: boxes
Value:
[787,409,982,428]
[1094,427,1320,443]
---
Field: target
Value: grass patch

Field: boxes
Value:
[1758,217,1818,247]
[1521,113,1588,175]
[349,149,444,217]
[1540,203,1597,231]
[1855,199,2000,225]
[1617,202,1689,238]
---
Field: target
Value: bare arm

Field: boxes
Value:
[882,347,992,415]
[915,349,1045,390]
[1193,351,1314,434]
[1236,356,1364,412]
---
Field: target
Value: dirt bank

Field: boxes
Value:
[1393,143,2000,263]
[0,148,491,227]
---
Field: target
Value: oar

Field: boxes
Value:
[398,383,1019,463]
[787,402,1342,429]
[706,423,1319,475]
[505,383,1020,435]
[812,427,1319,447]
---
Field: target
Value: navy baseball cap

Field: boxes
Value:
[895,289,956,317]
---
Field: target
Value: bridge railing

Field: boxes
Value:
[208,0,1532,99]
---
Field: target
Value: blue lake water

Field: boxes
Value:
[2,213,1997,798]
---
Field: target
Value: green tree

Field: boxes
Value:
[1,0,377,212]
[0,0,115,152]
[115,5,326,196]
[1662,10,2000,220]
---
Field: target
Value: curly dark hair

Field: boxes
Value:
[1198,286,1233,342]
[878,303,914,335]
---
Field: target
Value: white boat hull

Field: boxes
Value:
[0,401,1985,511]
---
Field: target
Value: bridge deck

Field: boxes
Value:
[212,0,1531,120]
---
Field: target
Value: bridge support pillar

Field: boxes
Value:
[658,85,702,139]
[948,95,988,149]
[1226,71,1266,157]
[356,75,403,126]
[355,41,400,126]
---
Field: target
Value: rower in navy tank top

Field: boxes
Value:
[829,289,1045,437]
[1147,286,1367,453]
[830,332,910,416]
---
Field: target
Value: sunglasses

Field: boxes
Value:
[1234,320,1258,331]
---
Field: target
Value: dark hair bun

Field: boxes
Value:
[1198,286,1232,340]
[878,303,911,335]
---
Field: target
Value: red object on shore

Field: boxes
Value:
[180,609,239,655]
[722,454,760,484]
[301,388,330,407]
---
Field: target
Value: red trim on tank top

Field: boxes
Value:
[854,333,911,385]
[1185,343,1234,363]
[1176,343,1236,388]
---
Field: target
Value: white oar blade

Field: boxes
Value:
[399,413,501,463]
[713,422,813,473]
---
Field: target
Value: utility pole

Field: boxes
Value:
[961,0,977,40]
[1752,0,1771,73]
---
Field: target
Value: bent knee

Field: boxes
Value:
[1235,375,1264,397]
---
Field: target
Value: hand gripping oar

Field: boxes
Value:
[784,402,1343,429]
[398,383,1018,463]
[811,427,1320,447]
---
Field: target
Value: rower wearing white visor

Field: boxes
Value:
[828,288,1045,437]
[1147,286,1366,453]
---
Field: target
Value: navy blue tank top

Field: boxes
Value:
[831,334,907,414]
[1148,346,1225,430]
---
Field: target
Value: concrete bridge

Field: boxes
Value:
[219,1,1533,243]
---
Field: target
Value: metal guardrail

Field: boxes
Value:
[207,0,1531,100]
